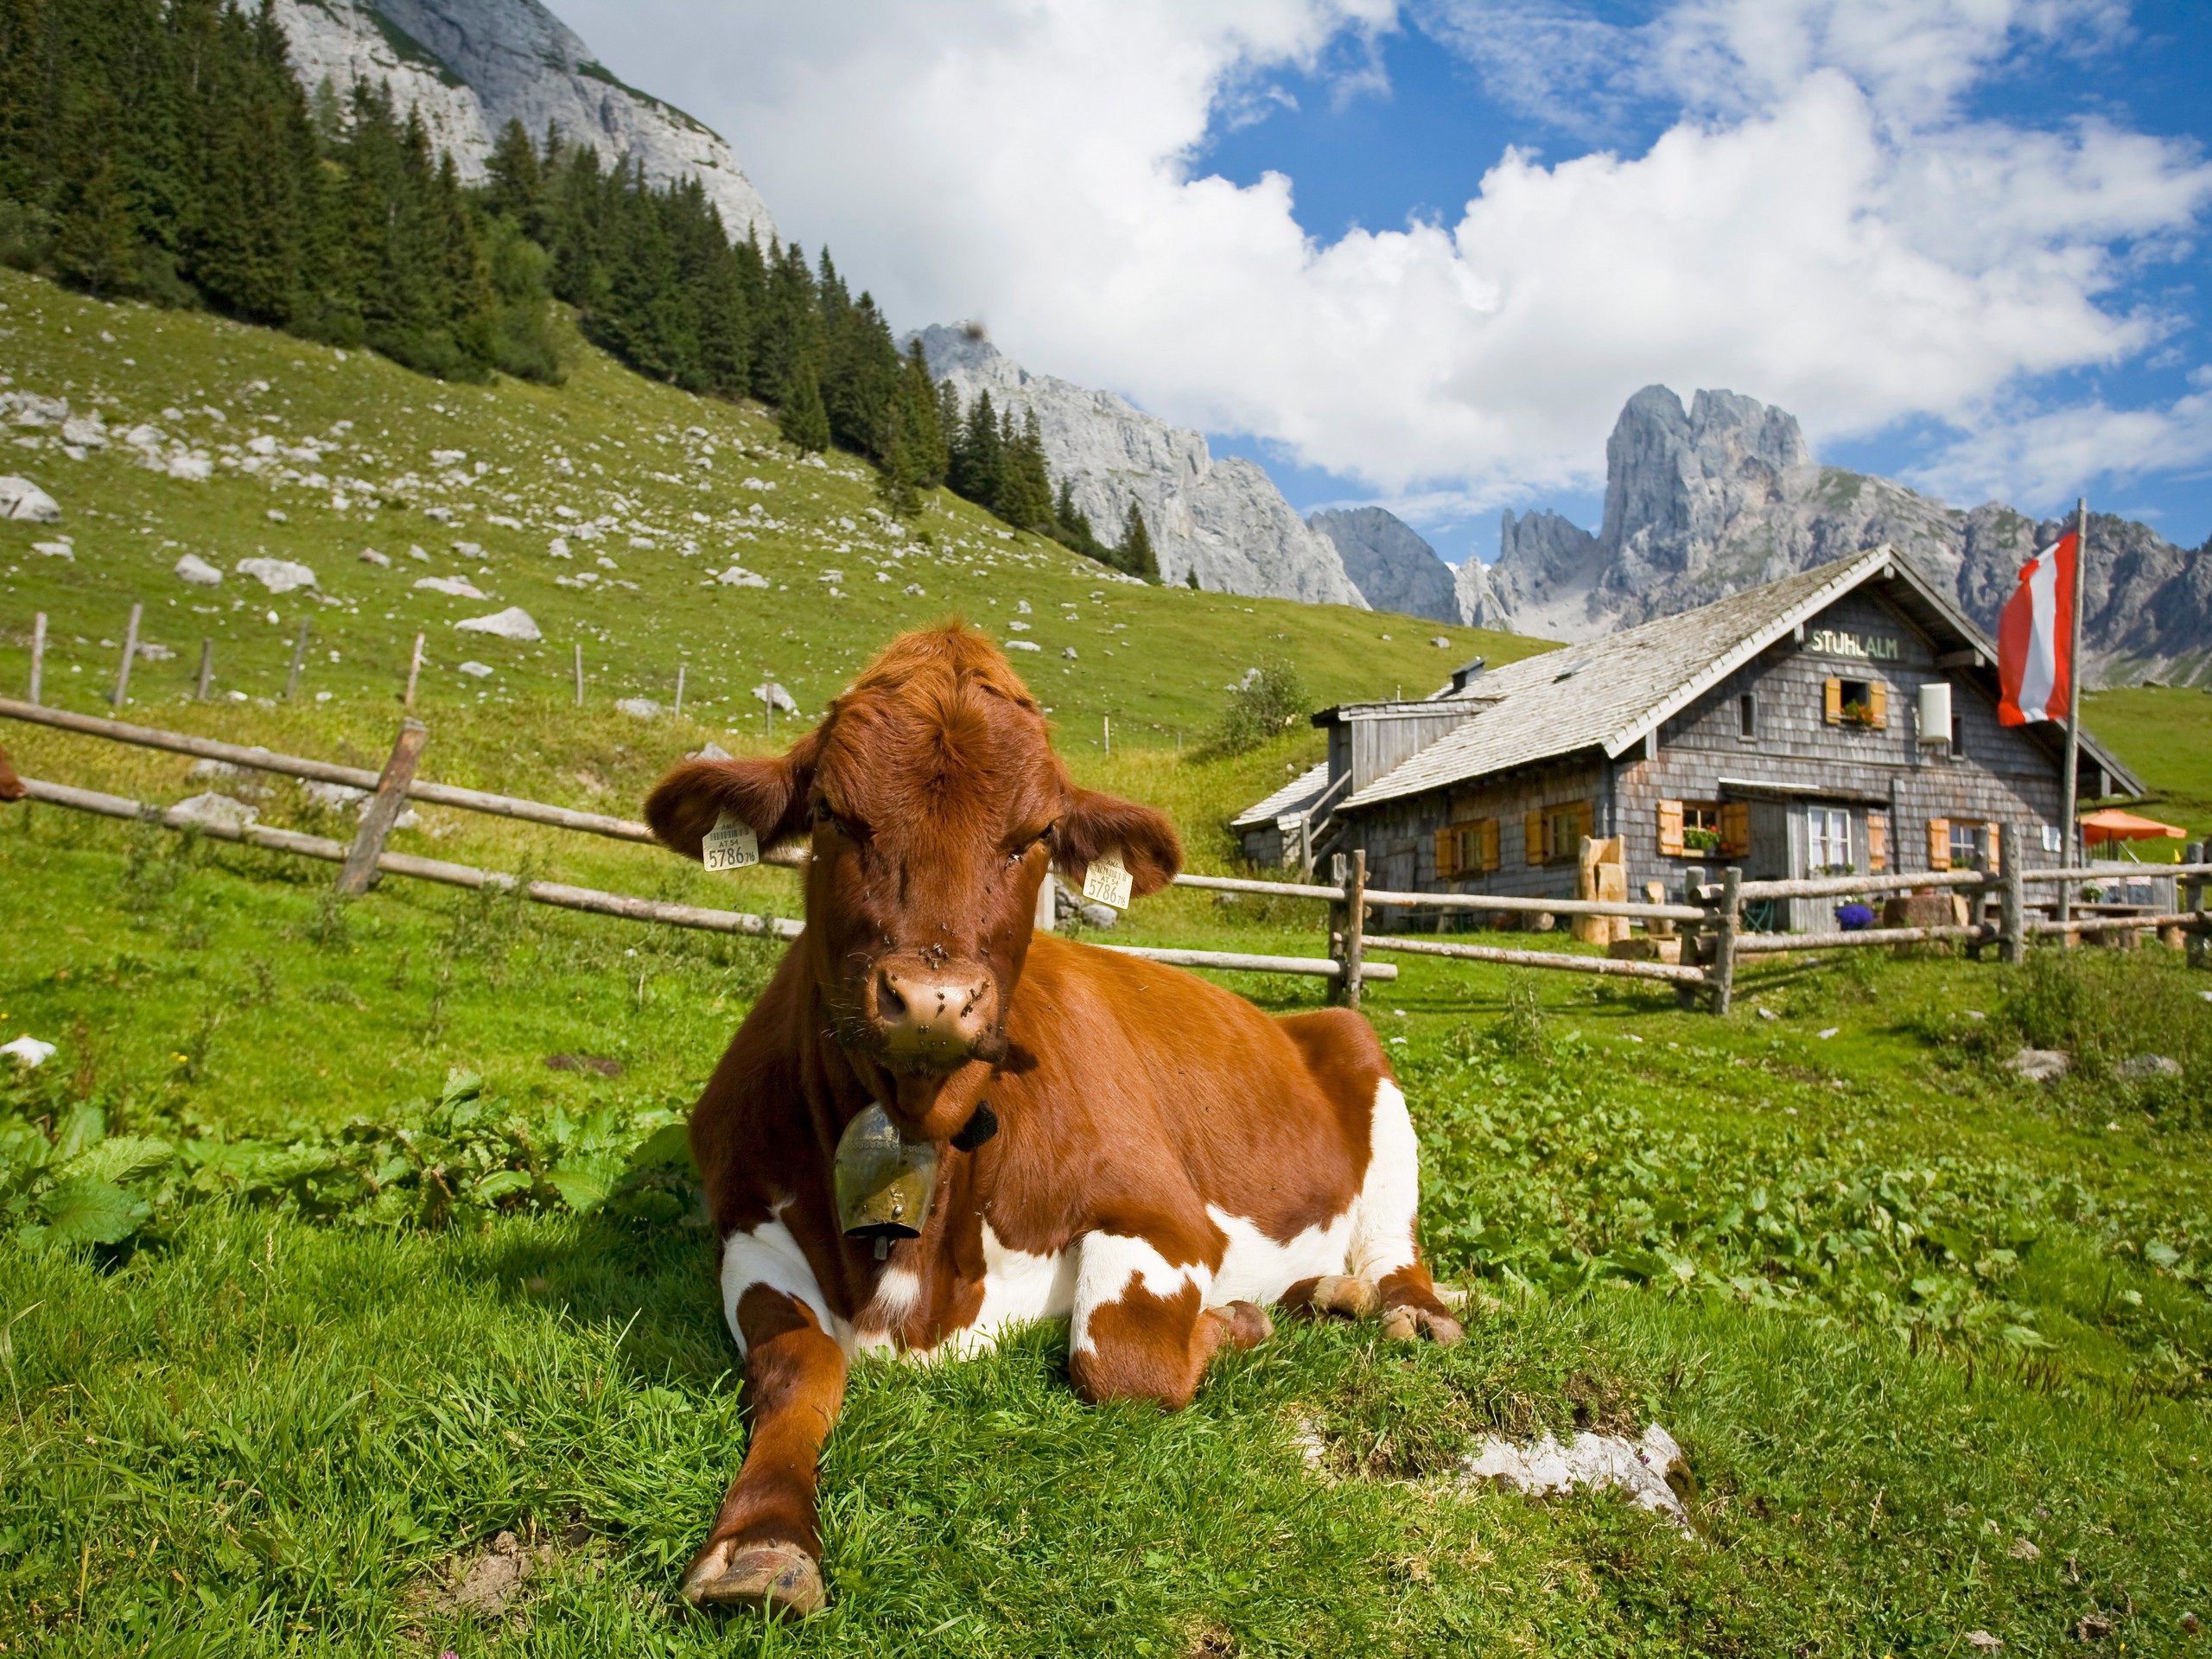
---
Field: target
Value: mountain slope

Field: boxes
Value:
[276,0,775,243]
[1479,385,2212,687]
[0,270,1537,753]
[913,326,1366,608]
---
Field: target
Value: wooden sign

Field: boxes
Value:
[1807,627,1901,663]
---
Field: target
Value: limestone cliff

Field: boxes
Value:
[1307,507,1457,622]
[275,0,774,243]
[914,326,1365,607]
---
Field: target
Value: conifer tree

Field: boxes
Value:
[953,389,1002,504]
[1116,500,1160,582]
[779,354,830,452]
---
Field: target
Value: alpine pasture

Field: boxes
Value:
[3,267,2212,1656]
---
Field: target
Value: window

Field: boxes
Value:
[1659,799,1750,858]
[2042,823,2064,854]
[1524,799,1594,866]
[1949,713,1966,758]
[1949,820,1980,870]
[1823,677,1889,728]
[1808,807,1853,874]
[1739,693,1758,739]
[1433,819,1499,878]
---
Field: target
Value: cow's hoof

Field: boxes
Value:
[680,1539,824,1618]
[1217,1300,1274,1349]
[1310,1274,1382,1320]
[1381,1303,1465,1346]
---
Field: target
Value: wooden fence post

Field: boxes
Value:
[28,613,44,707]
[195,638,213,702]
[1999,821,2025,965]
[335,719,428,896]
[284,619,308,700]
[1707,868,1742,1015]
[573,644,584,708]
[675,664,686,719]
[2188,842,2207,971]
[1341,848,1369,1012]
[111,602,142,709]
[404,633,423,709]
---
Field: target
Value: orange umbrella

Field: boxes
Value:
[2079,808,2187,844]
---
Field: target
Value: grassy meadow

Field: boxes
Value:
[3,265,2212,1656]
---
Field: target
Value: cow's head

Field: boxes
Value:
[646,626,1180,1139]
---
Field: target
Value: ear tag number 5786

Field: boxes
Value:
[1083,849,1134,910]
[703,811,760,873]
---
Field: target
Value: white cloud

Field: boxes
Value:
[555,0,2209,518]
[1910,388,2212,509]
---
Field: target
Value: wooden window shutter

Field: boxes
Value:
[1928,817,1951,871]
[1870,682,1889,728]
[1719,801,1751,859]
[1575,800,1596,846]
[1434,824,1460,880]
[1657,799,1685,856]
[1984,823,2001,875]
[1824,677,1843,723]
[1524,809,1546,866]
[1866,811,1888,872]
[1480,818,1500,873]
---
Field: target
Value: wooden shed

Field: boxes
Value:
[1239,548,2143,931]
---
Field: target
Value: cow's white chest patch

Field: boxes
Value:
[934,1222,1077,1357]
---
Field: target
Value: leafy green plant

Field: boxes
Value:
[0,1102,171,1252]
[1203,660,1311,758]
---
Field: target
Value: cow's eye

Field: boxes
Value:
[815,802,867,840]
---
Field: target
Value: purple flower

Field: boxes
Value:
[1835,903,1876,931]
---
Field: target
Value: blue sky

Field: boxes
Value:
[571,1,2212,570]
[1193,3,2212,563]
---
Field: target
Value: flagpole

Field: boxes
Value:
[2057,495,2088,926]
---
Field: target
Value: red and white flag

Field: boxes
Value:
[1997,530,2076,726]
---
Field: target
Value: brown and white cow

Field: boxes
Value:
[644,626,1460,1618]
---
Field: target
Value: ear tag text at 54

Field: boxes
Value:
[702,811,760,873]
[1083,849,1134,911]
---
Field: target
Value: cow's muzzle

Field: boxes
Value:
[866,955,1001,1070]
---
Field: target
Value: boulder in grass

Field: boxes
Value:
[414,575,487,599]
[616,697,664,720]
[2007,1048,2072,1084]
[457,661,495,679]
[235,556,316,594]
[175,553,222,587]
[31,540,73,560]
[715,565,768,588]
[170,791,260,830]
[2115,1054,2183,1081]
[454,607,541,643]
[0,476,60,521]
[359,547,391,567]
[2,1035,57,1068]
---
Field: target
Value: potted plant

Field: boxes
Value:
[1683,825,1722,854]
[1840,701,1878,728]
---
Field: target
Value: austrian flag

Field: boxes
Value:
[1997,530,2077,726]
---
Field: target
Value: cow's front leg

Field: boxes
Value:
[682,1284,847,1618]
[1066,1230,1266,1408]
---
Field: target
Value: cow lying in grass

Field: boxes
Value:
[645,626,1460,1618]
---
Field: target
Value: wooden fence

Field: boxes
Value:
[0,701,1395,988]
[7,700,2205,1012]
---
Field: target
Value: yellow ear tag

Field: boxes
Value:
[702,810,760,873]
[1082,849,1134,910]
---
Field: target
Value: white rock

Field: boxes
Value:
[359,547,391,566]
[1062,646,1078,658]
[2008,1048,2073,1083]
[60,416,108,448]
[694,741,734,760]
[715,566,768,588]
[408,545,430,563]
[457,660,494,678]
[301,780,369,810]
[1,1035,57,1068]
[2115,1054,2183,1081]
[548,537,569,557]
[616,697,663,719]
[454,540,482,556]
[170,791,260,830]
[414,575,487,599]
[175,553,223,586]
[0,476,60,521]
[751,682,797,713]
[1007,639,1041,652]
[1459,1424,1691,1535]
[168,453,213,481]
[236,556,317,594]
[1008,620,1031,632]
[3,393,67,427]
[136,642,175,662]
[454,607,541,642]
[31,540,73,560]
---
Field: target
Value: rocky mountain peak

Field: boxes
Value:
[276,0,774,243]
[1306,507,1457,623]
[915,327,1366,607]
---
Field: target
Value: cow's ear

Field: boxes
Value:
[1057,785,1182,897]
[645,734,817,860]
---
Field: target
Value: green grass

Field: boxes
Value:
[6,264,2212,1656]
[2082,684,2212,847]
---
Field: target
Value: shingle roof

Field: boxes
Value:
[1231,760,1331,829]
[1335,547,2142,810]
